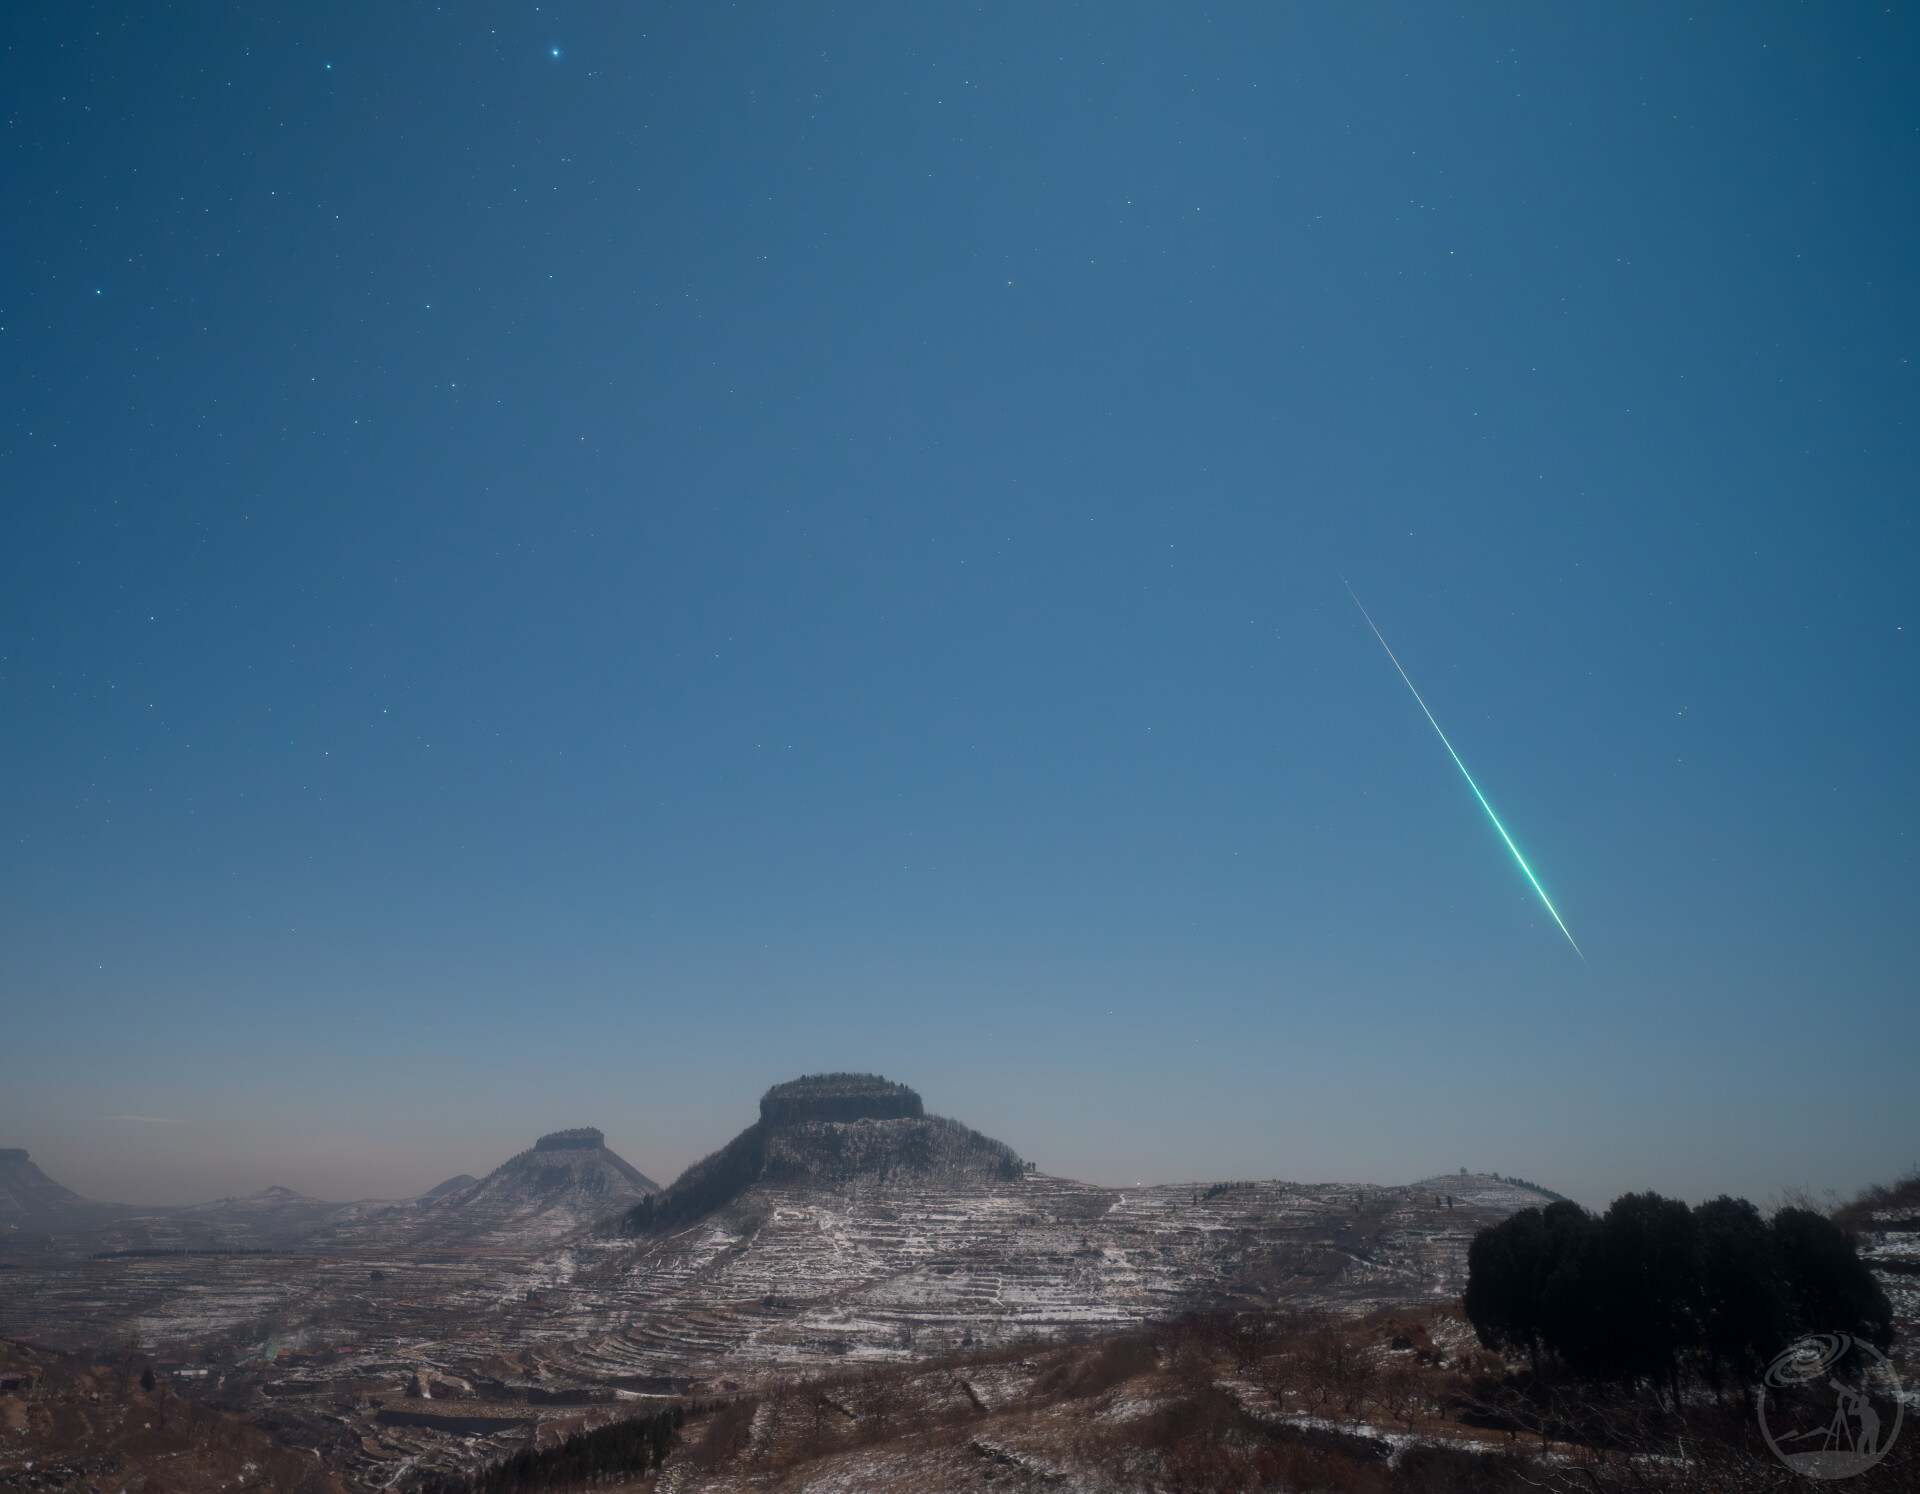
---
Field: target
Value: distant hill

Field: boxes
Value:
[405,1128,660,1247]
[420,1173,479,1201]
[625,1074,1024,1234]
[176,1185,336,1229]
[1410,1173,1571,1209]
[0,1149,375,1257]
[0,1149,115,1235]
[84,1184,358,1255]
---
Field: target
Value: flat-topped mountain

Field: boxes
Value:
[625,1074,1024,1234]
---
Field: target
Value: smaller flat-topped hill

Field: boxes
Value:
[411,1128,660,1247]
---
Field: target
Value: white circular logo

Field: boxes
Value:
[1755,1334,1904,1479]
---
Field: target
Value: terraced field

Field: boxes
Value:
[0,1083,1606,1490]
[0,1172,1535,1364]
[519,1171,1547,1383]
[1,1169,1557,1488]
[13,1159,1914,1494]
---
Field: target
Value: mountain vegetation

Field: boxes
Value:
[758,1074,924,1126]
[1834,1165,1920,1235]
[529,1129,608,1152]
[1491,1173,1572,1203]
[416,1406,685,1494]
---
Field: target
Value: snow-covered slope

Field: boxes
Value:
[526,1171,1534,1385]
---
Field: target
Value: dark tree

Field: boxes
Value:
[1694,1195,1788,1383]
[1589,1192,1699,1395]
[1465,1189,1895,1395]
[1774,1207,1894,1349]
[139,1365,156,1393]
[417,1406,687,1494]
[1465,1207,1548,1366]
[1531,1200,1604,1378]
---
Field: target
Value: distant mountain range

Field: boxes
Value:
[0,1074,1600,1402]
[4,1072,1910,1494]
[2,1079,1565,1268]
[0,1128,659,1260]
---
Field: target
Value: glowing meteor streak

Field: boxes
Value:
[1342,579,1585,961]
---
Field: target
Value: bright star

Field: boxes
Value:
[550,47,562,58]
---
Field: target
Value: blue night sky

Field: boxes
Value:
[3,3,1915,1209]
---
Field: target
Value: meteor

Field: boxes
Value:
[1342,579,1585,961]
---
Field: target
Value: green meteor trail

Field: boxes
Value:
[1343,579,1585,961]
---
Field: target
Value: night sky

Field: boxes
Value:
[3,3,1915,1209]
